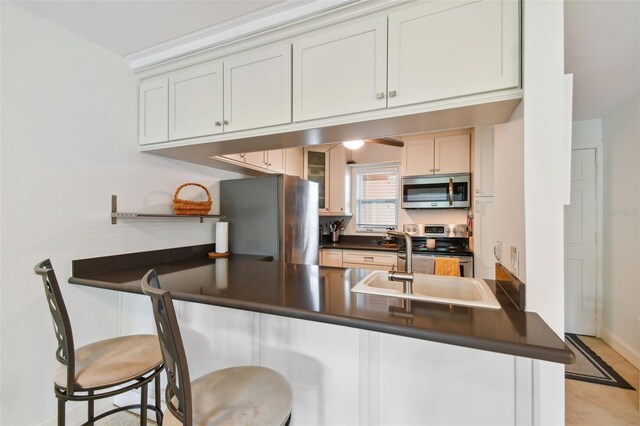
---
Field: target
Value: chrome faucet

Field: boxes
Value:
[386,230,413,294]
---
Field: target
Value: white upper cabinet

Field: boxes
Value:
[402,135,435,176]
[328,144,347,214]
[293,16,387,122]
[168,61,223,141]
[224,45,292,132]
[265,150,286,173]
[473,126,495,196]
[243,151,265,168]
[388,0,520,107]
[139,78,168,145]
[402,133,470,176]
[434,134,471,174]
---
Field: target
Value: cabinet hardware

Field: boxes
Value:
[215,121,222,126]
[388,90,397,97]
[364,256,374,262]
[429,168,434,172]
[240,153,246,158]
[376,92,385,99]
[475,189,480,193]
[223,120,229,125]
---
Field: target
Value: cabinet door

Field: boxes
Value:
[293,16,387,121]
[435,134,470,174]
[266,150,285,174]
[474,198,495,279]
[328,144,346,214]
[304,148,330,212]
[168,61,223,140]
[244,151,266,169]
[388,0,519,107]
[221,153,245,163]
[402,135,435,176]
[474,126,495,196]
[224,45,291,132]
[320,249,343,267]
[284,147,304,178]
[139,78,168,145]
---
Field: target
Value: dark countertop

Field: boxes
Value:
[68,245,573,365]
[319,235,400,252]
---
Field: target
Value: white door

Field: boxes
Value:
[168,61,223,140]
[388,0,519,107]
[293,16,387,121]
[564,148,597,335]
[223,44,291,132]
[434,134,471,174]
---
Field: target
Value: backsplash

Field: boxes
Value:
[320,209,470,236]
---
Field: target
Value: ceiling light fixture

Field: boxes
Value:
[342,140,365,150]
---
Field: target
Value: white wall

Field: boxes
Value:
[522,0,567,425]
[494,102,526,281]
[572,119,602,146]
[0,4,243,424]
[602,95,640,357]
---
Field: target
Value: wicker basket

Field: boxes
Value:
[173,183,212,215]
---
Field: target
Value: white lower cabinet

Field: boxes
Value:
[342,250,397,271]
[259,315,361,425]
[377,334,516,425]
[320,248,343,267]
[175,301,258,380]
[474,197,496,279]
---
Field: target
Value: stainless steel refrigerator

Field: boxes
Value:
[220,175,319,265]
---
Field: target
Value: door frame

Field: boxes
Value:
[568,143,603,336]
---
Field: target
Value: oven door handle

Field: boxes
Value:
[448,178,454,206]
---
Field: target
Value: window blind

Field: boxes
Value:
[354,166,399,231]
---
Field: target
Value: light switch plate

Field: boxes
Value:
[510,246,519,275]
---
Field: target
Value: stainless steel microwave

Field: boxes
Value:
[401,174,471,209]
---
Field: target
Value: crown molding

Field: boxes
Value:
[126,0,360,71]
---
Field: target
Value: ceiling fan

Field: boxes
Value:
[342,137,404,150]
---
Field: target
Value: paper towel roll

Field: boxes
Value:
[215,222,228,253]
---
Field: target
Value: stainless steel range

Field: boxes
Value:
[398,223,474,277]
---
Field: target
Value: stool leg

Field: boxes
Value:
[140,383,148,425]
[154,375,162,424]
[57,398,65,426]
[87,390,94,425]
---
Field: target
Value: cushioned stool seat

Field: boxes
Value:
[163,366,292,426]
[54,334,162,390]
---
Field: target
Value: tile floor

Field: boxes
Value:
[566,336,639,426]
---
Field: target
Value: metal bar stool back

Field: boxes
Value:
[142,269,293,426]
[34,259,164,426]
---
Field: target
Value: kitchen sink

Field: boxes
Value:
[351,271,501,310]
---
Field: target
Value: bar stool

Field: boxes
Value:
[34,259,164,426]
[141,269,293,425]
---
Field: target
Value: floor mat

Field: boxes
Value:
[565,333,635,390]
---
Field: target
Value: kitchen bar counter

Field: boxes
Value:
[69,245,573,364]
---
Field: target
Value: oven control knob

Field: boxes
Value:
[445,228,450,234]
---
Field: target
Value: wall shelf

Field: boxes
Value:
[111,195,224,224]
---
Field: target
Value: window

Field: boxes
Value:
[353,165,399,232]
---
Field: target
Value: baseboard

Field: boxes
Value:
[37,399,113,426]
[600,326,640,369]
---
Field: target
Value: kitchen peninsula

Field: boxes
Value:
[70,244,573,425]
